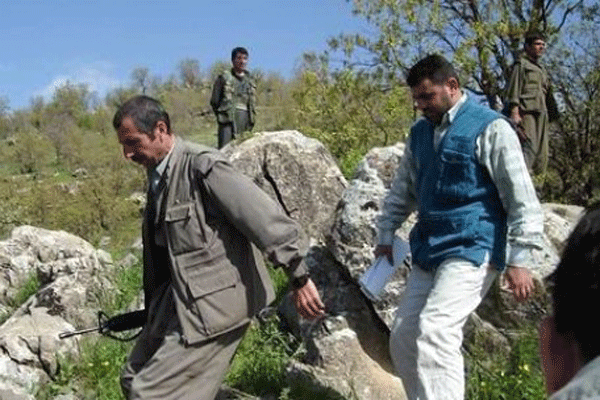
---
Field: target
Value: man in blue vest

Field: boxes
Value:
[375,55,544,400]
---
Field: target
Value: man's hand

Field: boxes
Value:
[503,265,534,302]
[292,278,325,320]
[509,107,528,143]
[510,107,522,125]
[374,244,393,264]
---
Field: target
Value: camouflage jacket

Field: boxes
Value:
[210,69,256,125]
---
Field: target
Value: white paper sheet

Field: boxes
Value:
[359,237,410,301]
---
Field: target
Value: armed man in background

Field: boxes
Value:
[210,47,256,149]
[376,55,544,400]
[113,95,324,400]
[506,32,559,175]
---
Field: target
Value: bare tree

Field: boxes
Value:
[178,58,201,88]
[131,67,151,94]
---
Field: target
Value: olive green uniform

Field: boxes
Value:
[506,54,553,174]
[210,69,256,148]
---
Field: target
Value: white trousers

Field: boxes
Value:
[389,258,499,400]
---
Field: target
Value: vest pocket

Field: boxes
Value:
[178,249,247,336]
[435,150,476,202]
[165,203,206,255]
[423,212,479,249]
[520,93,542,113]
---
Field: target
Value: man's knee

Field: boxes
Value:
[416,314,464,366]
[390,315,419,371]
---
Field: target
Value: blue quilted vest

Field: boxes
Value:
[409,98,508,271]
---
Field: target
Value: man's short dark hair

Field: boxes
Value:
[525,32,546,46]
[113,95,171,135]
[551,205,600,363]
[406,54,460,88]
[231,47,249,61]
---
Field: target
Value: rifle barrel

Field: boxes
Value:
[58,326,100,339]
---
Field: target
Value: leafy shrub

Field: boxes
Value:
[291,68,412,176]
[11,128,52,173]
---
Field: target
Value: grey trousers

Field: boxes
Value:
[521,111,549,175]
[121,287,249,400]
[217,110,251,149]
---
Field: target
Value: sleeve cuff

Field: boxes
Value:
[378,230,395,246]
[289,258,309,279]
[507,245,535,268]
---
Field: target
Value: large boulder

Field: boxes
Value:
[0,226,116,399]
[222,131,348,241]
[0,132,584,400]
[328,143,412,284]
[279,245,406,400]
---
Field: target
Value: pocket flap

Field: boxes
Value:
[165,203,193,222]
[187,267,238,298]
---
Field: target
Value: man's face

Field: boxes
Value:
[116,117,170,168]
[539,316,579,394]
[411,78,455,125]
[525,39,546,60]
[232,53,248,73]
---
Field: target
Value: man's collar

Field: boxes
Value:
[439,91,467,127]
[523,52,540,65]
[148,139,175,178]
[231,67,247,78]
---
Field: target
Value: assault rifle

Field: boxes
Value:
[59,310,147,341]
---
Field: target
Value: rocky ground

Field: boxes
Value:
[0,131,583,399]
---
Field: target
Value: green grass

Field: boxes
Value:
[0,272,42,325]
[7,272,41,308]
[38,338,133,400]
[466,326,546,400]
[268,263,290,302]
[225,265,297,397]
[225,317,299,397]
[103,260,144,315]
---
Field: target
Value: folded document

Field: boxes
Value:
[359,237,410,301]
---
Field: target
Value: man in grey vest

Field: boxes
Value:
[375,55,543,399]
[113,95,324,399]
[210,47,256,149]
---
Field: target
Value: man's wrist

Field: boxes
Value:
[291,274,310,290]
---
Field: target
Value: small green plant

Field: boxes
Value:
[339,147,367,179]
[7,272,40,308]
[225,317,298,397]
[103,260,144,315]
[466,326,546,400]
[268,263,290,302]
